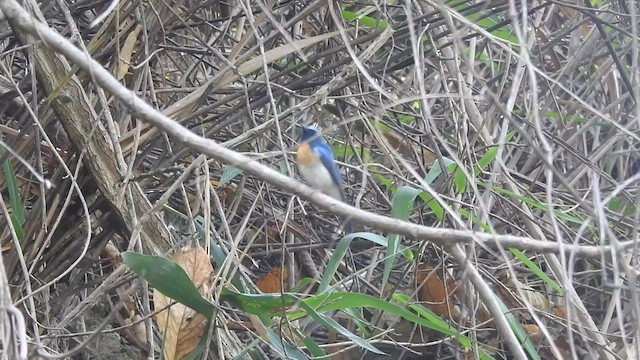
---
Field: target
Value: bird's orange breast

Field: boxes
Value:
[296,143,316,166]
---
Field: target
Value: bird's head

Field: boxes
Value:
[299,125,321,142]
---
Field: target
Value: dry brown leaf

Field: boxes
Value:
[498,271,558,317]
[382,131,413,158]
[117,25,143,81]
[416,263,460,319]
[124,314,147,349]
[554,305,567,319]
[522,324,574,358]
[256,266,288,293]
[521,324,542,343]
[381,131,437,168]
[154,247,214,360]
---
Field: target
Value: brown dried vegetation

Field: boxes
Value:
[0,0,639,359]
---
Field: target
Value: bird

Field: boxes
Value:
[296,125,352,232]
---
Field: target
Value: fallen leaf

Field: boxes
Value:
[154,247,214,360]
[382,131,436,168]
[256,266,288,293]
[415,263,460,319]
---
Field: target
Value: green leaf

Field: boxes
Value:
[458,10,518,51]
[545,111,609,127]
[494,294,542,360]
[458,209,491,232]
[474,132,514,174]
[374,122,390,132]
[290,292,493,360]
[297,329,327,358]
[375,172,393,190]
[321,233,414,294]
[220,288,297,315]
[452,165,467,193]
[223,289,383,354]
[333,145,362,160]
[122,252,216,319]
[341,10,388,29]
[424,158,455,184]
[290,277,317,293]
[393,293,480,344]
[509,249,563,295]
[207,238,247,292]
[230,338,262,360]
[264,327,309,360]
[418,192,444,221]
[390,186,422,223]
[607,197,637,216]
[384,186,422,287]
[485,184,584,224]
[318,236,353,293]
[297,300,384,355]
[277,159,288,175]
[219,166,242,187]
[1,146,25,231]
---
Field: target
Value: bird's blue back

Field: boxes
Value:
[297,125,352,232]
[299,126,344,197]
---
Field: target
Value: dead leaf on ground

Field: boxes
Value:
[154,246,214,360]
[256,266,288,293]
[382,131,436,168]
[415,263,460,320]
[498,271,565,321]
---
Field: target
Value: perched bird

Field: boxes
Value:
[296,125,352,232]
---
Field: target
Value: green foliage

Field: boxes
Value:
[383,186,421,288]
[452,132,515,193]
[510,249,563,295]
[219,166,243,187]
[0,146,25,239]
[446,0,518,50]
[495,294,542,360]
[321,232,413,294]
[341,10,388,29]
[123,252,382,356]
[297,292,494,359]
[264,327,309,359]
[486,184,585,225]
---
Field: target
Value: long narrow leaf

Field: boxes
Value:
[384,186,421,288]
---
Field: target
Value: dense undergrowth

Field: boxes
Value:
[0,0,639,359]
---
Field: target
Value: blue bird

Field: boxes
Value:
[296,125,352,231]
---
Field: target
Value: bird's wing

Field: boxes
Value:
[316,144,346,201]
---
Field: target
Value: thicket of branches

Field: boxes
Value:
[0,0,639,359]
